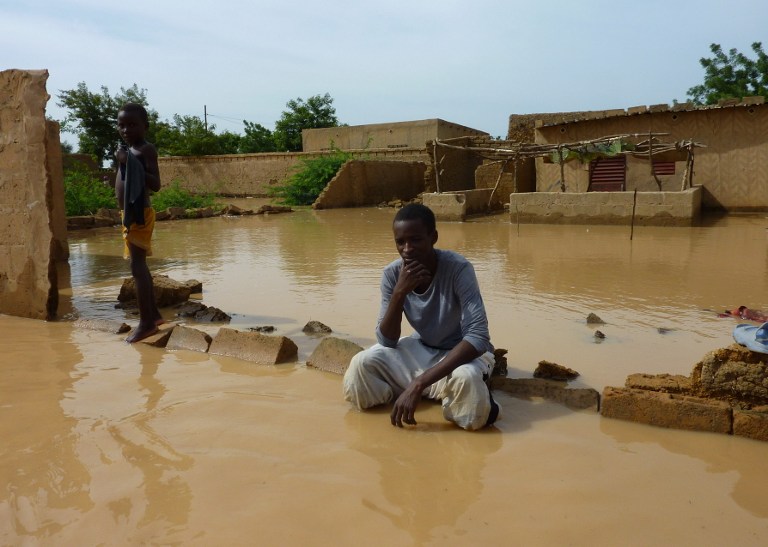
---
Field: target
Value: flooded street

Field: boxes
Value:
[2,203,768,545]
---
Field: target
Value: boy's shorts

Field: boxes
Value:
[122,207,155,258]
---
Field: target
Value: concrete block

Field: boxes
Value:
[648,103,669,113]
[166,325,212,352]
[209,327,298,364]
[73,318,131,334]
[733,407,768,442]
[306,337,364,375]
[601,387,732,433]
[490,377,599,411]
[627,105,647,115]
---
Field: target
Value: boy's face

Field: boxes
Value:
[393,218,437,265]
[117,110,147,146]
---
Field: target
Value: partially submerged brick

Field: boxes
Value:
[601,387,732,434]
[625,373,692,394]
[137,324,176,348]
[306,337,363,375]
[166,325,212,353]
[209,327,298,364]
[490,377,599,411]
[733,406,768,442]
[534,360,579,381]
[73,318,131,334]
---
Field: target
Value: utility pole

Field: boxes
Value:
[204,105,208,132]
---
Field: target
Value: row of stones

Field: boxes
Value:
[73,318,602,412]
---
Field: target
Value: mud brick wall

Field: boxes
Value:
[159,148,430,197]
[475,157,536,206]
[533,102,768,211]
[508,187,702,226]
[314,160,426,209]
[0,69,64,319]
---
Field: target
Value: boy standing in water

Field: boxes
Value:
[114,103,163,342]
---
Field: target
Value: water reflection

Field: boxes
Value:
[600,417,768,519]
[345,408,502,544]
[0,320,90,541]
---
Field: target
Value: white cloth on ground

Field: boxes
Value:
[343,336,495,431]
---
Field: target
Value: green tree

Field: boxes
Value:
[155,115,225,156]
[273,93,339,152]
[240,120,276,153]
[686,42,768,105]
[57,82,158,165]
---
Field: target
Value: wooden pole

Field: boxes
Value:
[630,189,638,240]
[488,159,508,209]
[558,146,565,192]
[432,140,441,193]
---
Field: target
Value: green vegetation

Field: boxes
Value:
[64,166,117,216]
[273,93,340,152]
[57,83,157,166]
[63,165,218,217]
[268,146,353,205]
[57,83,341,160]
[151,179,220,211]
[686,42,768,104]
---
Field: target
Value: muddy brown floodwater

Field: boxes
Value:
[2,201,768,545]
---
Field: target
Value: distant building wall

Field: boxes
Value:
[0,69,60,319]
[533,101,768,211]
[158,148,430,196]
[313,160,426,209]
[303,118,488,152]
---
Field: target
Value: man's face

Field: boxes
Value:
[117,110,147,146]
[393,218,437,265]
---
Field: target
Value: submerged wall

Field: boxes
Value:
[508,187,702,226]
[0,69,63,319]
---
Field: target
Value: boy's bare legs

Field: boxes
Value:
[125,242,163,343]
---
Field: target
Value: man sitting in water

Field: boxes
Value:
[343,203,500,430]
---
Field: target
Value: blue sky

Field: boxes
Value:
[4,0,768,144]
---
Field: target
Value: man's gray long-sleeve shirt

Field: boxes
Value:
[375,248,493,354]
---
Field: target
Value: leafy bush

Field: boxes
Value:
[151,179,219,211]
[64,165,117,216]
[269,147,353,205]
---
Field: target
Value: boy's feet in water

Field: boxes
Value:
[125,325,159,343]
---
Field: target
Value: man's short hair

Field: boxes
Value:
[393,203,436,233]
[119,102,149,125]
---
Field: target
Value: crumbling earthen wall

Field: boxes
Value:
[159,148,429,197]
[313,160,426,209]
[475,157,536,207]
[0,69,61,319]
